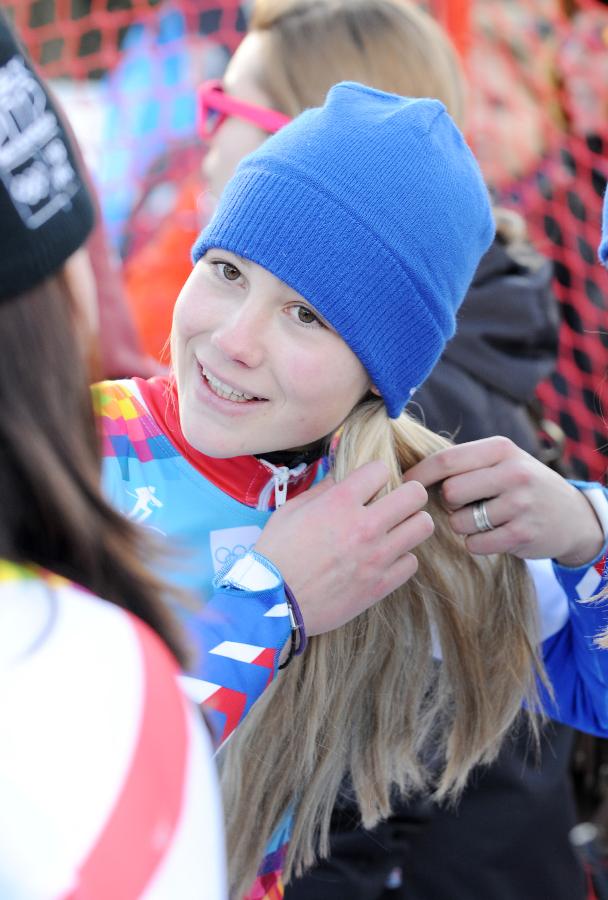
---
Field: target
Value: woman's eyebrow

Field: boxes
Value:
[208,248,248,266]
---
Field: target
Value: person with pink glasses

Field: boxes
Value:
[197,78,291,211]
[198,79,291,149]
[123,0,460,361]
[122,61,293,363]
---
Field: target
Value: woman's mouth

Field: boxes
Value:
[199,365,267,404]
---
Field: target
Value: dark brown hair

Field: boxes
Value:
[0,270,186,663]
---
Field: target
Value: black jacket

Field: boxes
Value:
[414,236,559,456]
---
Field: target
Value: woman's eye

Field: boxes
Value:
[295,305,320,326]
[220,263,241,281]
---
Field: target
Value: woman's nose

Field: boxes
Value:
[210,303,267,368]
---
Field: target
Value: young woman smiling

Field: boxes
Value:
[94,79,608,899]
[192,7,588,899]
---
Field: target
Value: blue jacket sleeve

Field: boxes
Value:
[539,481,608,735]
[179,582,290,747]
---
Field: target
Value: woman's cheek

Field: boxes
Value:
[284,355,328,402]
[173,289,213,342]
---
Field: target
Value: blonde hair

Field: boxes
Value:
[221,400,548,897]
[248,0,533,244]
[249,0,467,127]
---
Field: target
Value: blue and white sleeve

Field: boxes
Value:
[179,552,292,746]
[538,482,608,736]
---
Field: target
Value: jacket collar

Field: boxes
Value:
[134,376,322,510]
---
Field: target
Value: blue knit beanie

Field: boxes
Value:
[600,188,608,268]
[193,82,495,418]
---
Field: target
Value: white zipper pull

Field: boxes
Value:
[259,460,308,511]
[273,467,290,508]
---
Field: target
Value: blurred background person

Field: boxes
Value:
[0,14,227,896]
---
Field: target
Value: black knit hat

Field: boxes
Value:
[0,13,95,301]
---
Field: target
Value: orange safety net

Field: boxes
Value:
[2,1,468,75]
[7,0,608,482]
[5,1,245,79]
[434,0,472,56]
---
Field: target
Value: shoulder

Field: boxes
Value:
[93,378,176,488]
[0,558,177,689]
[0,563,225,897]
[92,377,147,425]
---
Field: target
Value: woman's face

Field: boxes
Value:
[202,33,274,202]
[172,251,370,458]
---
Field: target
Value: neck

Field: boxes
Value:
[133,375,325,510]
[255,438,328,470]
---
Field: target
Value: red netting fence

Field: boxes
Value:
[5,0,608,481]
[464,0,608,483]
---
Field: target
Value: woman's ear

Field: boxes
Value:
[370,385,381,397]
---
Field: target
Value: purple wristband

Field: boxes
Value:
[284,582,308,656]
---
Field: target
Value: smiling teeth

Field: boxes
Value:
[203,367,257,402]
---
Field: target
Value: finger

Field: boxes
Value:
[383,510,434,561]
[449,496,509,536]
[367,480,429,532]
[439,468,510,511]
[403,437,517,489]
[373,552,420,602]
[463,524,528,557]
[336,460,390,505]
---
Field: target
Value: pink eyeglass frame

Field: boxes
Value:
[197,79,292,140]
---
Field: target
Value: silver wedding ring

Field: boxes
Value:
[472,500,494,533]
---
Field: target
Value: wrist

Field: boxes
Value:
[278,581,308,669]
[213,549,283,591]
[556,485,607,568]
[215,550,307,668]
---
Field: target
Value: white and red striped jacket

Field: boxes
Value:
[0,561,226,899]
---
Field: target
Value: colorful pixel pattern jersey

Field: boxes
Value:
[95,377,295,898]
